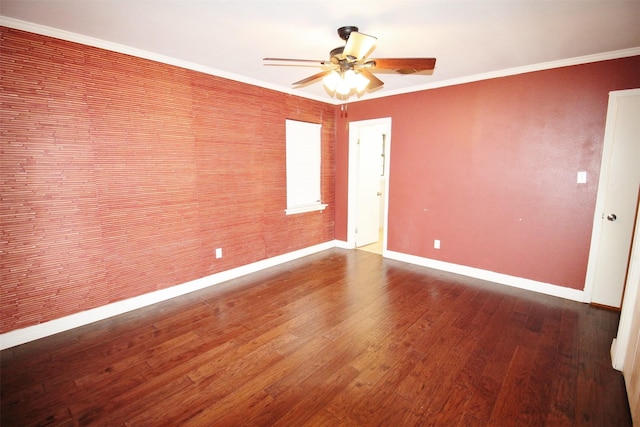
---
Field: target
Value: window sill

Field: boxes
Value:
[285,204,328,215]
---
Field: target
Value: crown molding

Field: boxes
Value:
[0,16,334,104]
[2,16,638,106]
[361,46,640,102]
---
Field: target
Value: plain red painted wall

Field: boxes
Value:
[0,27,336,333]
[335,56,640,290]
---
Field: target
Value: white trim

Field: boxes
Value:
[347,118,392,249]
[1,16,637,105]
[584,88,640,304]
[611,186,640,371]
[334,240,352,250]
[383,249,587,303]
[0,16,331,104]
[357,47,640,102]
[285,203,328,215]
[0,240,337,350]
[1,240,593,350]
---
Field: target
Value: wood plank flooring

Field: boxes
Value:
[1,248,632,426]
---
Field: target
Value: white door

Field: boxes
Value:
[623,281,640,424]
[587,89,640,308]
[347,118,391,250]
[355,126,383,247]
[612,190,640,422]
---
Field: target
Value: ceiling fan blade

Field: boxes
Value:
[358,68,384,90]
[264,58,329,65]
[368,58,436,74]
[292,70,333,86]
[343,31,377,60]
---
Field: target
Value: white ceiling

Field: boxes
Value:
[1,1,640,104]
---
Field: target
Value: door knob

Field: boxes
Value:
[377,192,382,196]
[607,213,617,221]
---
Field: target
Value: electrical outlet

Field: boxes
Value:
[215,248,222,259]
[434,240,440,249]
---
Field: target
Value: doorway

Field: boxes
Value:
[585,88,640,308]
[347,118,392,254]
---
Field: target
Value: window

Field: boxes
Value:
[285,119,327,215]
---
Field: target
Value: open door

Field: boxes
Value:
[355,126,384,247]
[612,191,640,423]
[622,274,640,424]
[347,118,391,251]
[586,89,640,308]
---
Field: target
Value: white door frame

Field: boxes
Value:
[347,118,392,250]
[584,88,640,304]
[612,195,640,370]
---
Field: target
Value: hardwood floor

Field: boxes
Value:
[1,248,632,426]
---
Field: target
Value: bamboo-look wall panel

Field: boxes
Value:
[0,27,336,333]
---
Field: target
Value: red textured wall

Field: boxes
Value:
[335,56,640,290]
[0,27,336,333]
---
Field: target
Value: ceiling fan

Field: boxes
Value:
[264,26,437,98]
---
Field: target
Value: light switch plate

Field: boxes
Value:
[577,171,587,184]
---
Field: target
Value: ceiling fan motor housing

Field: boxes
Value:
[264,25,436,97]
[337,26,359,40]
[330,47,345,58]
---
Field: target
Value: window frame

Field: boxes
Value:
[284,119,327,215]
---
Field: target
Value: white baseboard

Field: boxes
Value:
[0,240,337,350]
[1,242,587,350]
[334,240,353,249]
[383,250,586,303]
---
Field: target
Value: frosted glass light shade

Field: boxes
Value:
[323,69,371,97]
[323,71,341,92]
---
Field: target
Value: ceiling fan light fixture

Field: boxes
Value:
[264,26,436,100]
[323,69,370,97]
[343,69,356,85]
[335,75,352,96]
[323,70,341,92]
